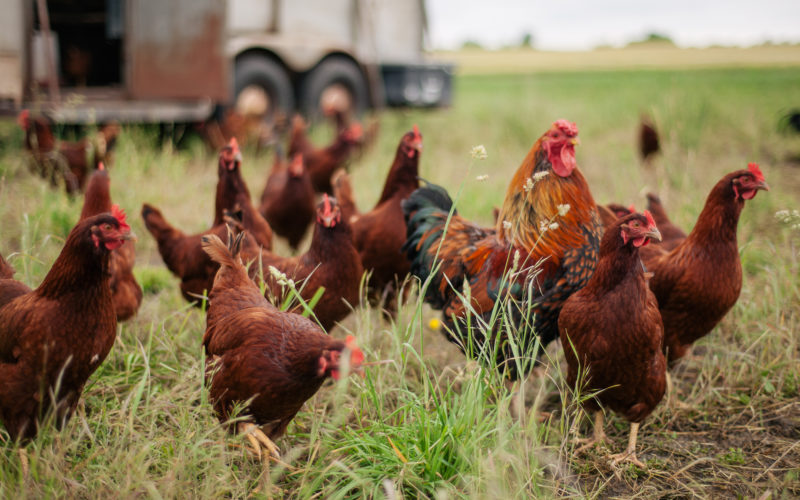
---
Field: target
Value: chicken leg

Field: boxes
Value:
[238,422,281,460]
[573,410,607,452]
[609,422,646,468]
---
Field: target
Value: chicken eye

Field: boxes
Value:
[103,223,112,230]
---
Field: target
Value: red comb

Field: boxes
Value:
[17,109,29,128]
[348,123,363,139]
[747,162,765,182]
[644,210,656,228]
[345,335,364,364]
[228,137,239,154]
[628,204,636,214]
[553,119,579,137]
[322,194,332,216]
[98,162,105,171]
[412,124,421,141]
[111,204,130,233]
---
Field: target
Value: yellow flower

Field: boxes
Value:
[429,318,442,330]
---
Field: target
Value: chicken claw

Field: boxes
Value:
[608,422,647,469]
[573,411,607,453]
[239,422,280,460]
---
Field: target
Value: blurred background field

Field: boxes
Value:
[1,49,800,497]
[434,44,800,74]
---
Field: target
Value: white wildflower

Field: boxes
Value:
[532,171,550,182]
[502,220,512,230]
[268,265,286,282]
[775,209,800,224]
[524,177,535,192]
[557,203,571,217]
[470,144,488,160]
[476,174,489,182]
[549,222,560,231]
[268,265,293,287]
[539,220,549,233]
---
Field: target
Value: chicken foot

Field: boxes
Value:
[573,411,607,452]
[609,422,646,468]
[19,448,29,480]
[238,422,281,460]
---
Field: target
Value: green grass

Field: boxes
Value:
[1,66,800,498]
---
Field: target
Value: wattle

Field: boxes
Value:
[741,189,757,200]
[552,146,576,177]
[104,239,123,251]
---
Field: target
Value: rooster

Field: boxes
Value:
[559,211,665,468]
[333,126,423,311]
[201,231,364,458]
[643,163,769,364]
[80,164,142,321]
[0,210,132,440]
[213,138,273,250]
[259,151,316,250]
[403,120,602,379]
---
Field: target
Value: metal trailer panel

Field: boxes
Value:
[281,0,355,49]
[0,0,26,105]
[369,0,424,64]
[227,0,273,33]
[128,0,228,100]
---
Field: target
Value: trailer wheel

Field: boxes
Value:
[234,55,294,122]
[300,58,368,119]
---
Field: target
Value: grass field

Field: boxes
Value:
[433,43,800,74]
[1,61,799,498]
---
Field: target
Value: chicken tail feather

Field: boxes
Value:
[201,232,245,270]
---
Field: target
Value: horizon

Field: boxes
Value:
[426,0,800,52]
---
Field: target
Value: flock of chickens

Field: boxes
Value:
[1,110,768,467]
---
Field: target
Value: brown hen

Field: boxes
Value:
[213,138,273,250]
[256,195,363,331]
[0,211,132,440]
[259,151,316,250]
[334,126,422,312]
[643,163,769,364]
[201,232,364,457]
[80,165,142,321]
[288,114,363,194]
[559,211,665,467]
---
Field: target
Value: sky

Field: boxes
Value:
[426,0,800,51]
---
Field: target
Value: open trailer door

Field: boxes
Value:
[128,0,228,101]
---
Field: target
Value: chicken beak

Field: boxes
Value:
[570,138,580,146]
[121,230,137,242]
[756,180,770,192]
[646,227,662,242]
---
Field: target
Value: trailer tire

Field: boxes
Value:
[234,55,294,121]
[299,58,368,119]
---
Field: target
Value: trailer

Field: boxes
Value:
[0,0,452,124]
